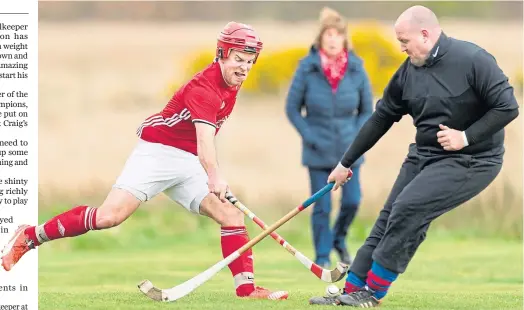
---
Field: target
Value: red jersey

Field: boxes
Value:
[137,62,239,156]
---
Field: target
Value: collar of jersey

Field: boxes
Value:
[424,31,451,67]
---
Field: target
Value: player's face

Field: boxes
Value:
[220,50,257,86]
[395,21,431,67]
[320,27,345,57]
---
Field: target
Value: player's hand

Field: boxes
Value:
[327,163,352,191]
[208,171,229,203]
[437,124,466,151]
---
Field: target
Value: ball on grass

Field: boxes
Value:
[325,284,340,297]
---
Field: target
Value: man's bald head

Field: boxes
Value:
[395,5,440,31]
[394,6,443,66]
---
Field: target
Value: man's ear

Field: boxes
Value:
[421,29,429,42]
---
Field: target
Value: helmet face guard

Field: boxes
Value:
[216,22,263,63]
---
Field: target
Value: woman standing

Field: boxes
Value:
[285,7,373,268]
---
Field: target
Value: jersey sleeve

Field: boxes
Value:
[339,60,408,169]
[374,60,409,122]
[463,49,520,145]
[471,49,519,111]
[185,86,221,128]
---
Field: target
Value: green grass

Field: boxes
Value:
[38,232,523,309]
[35,199,523,309]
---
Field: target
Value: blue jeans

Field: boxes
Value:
[308,166,361,265]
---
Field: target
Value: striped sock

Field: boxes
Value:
[344,271,366,294]
[366,261,398,299]
[25,205,98,246]
[220,226,255,297]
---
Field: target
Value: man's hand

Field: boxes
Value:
[208,169,229,202]
[437,124,467,151]
[327,163,353,191]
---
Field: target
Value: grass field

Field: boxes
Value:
[37,207,523,310]
[36,19,523,310]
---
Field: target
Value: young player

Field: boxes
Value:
[2,21,289,301]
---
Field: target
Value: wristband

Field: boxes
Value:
[462,131,469,147]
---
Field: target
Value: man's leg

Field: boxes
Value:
[333,165,362,265]
[199,195,258,297]
[2,188,141,271]
[309,145,420,305]
[308,168,333,266]
[338,153,502,306]
[162,154,288,300]
[1,139,172,271]
[344,145,420,294]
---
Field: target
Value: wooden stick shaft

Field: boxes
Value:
[236,206,301,254]
[228,176,347,257]
[233,199,297,254]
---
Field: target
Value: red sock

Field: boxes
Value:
[345,281,362,294]
[24,205,98,246]
[221,226,255,297]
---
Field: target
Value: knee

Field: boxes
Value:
[95,188,141,229]
[96,204,126,229]
[312,198,331,217]
[341,190,361,208]
[217,204,245,226]
[201,195,245,226]
[312,207,330,219]
[341,200,360,210]
[388,202,418,227]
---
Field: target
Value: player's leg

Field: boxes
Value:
[342,145,420,294]
[337,152,502,307]
[308,167,333,267]
[199,194,256,296]
[200,195,288,300]
[333,165,362,265]
[1,139,173,271]
[162,155,288,300]
[1,187,142,271]
[309,145,421,305]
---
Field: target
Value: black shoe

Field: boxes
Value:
[308,287,342,306]
[334,247,353,265]
[308,296,339,306]
[335,287,380,307]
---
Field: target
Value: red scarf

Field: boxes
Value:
[319,49,348,93]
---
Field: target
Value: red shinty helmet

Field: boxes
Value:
[216,22,263,63]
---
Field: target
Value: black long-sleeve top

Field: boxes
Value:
[341,32,519,168]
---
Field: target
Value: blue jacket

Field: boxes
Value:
[285,46,373,169]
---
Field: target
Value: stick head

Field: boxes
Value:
[138,280,168,302]
[330,262,350,282]
[137,254,236,302]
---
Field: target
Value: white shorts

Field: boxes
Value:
[113,139,209,214]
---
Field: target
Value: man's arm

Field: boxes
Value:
[195,122,228,201]
[195,122,219,175]
[339,61,409,168]
[463,49,519,145]
[185,86,220,171]
[186,87,229,201]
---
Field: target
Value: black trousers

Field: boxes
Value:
[349,143,503,277]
